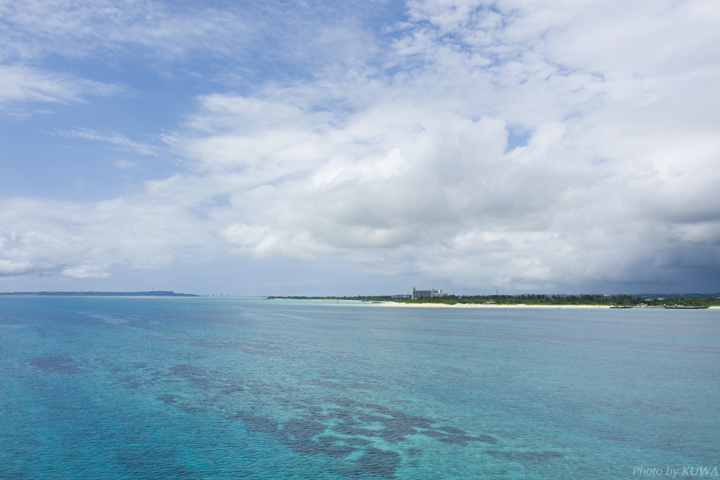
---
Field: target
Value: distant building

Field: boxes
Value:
[412,287,447,299]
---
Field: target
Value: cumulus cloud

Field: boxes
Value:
[0,260,33,275]
[0,195,215,280]
[175,0,720,289]
[61,265,110,279]
[1,0,719,292]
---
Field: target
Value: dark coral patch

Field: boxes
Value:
[438,426,465,435]
[379,420,418,443]
[346,438,372,446]
[232,412,359,459]
[437,435,473,446]
[168,364,214,390]
[279,419,326,442]
[231,412,278,435]
[27,356,81,374]
[333,423,378,437]
[279,419,354,457]
[357,447,401,478]
[231,399,496,479]
[315,436,358,457]
[318,397,493,448]
[219,380,245,395]
[290,436,357,457]
[478,434,497,444]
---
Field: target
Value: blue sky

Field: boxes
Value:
[1,0,719,295]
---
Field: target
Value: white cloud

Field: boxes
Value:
[171,0,720,289]
[0,260,33,275]
[0,195,214,280]
[1,0,719,292]
[0,65,121,112]
[56,128,159,156]
[61,265,109,278]
[0,0,249,114]
[0,0,247,61]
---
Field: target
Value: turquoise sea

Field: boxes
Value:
[1,297,718,479]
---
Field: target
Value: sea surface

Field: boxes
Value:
[1,297,718,479]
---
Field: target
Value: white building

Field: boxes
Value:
[412,287,447,299]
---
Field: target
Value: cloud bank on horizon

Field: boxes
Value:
[1,0,719,294]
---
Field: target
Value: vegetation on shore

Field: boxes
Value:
[267,294,720,307]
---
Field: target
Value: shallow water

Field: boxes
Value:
[1,297,718,479]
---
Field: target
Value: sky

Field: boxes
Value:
[1,0,719,296]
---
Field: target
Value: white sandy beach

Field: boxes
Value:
[372,302,719,309]
[272,299,719,309]
[373,302,611,309]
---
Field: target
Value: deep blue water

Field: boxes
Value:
[1,297,718,479]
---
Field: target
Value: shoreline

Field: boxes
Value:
[271,299,719,309]
[374,302,719,309]
[374,302,611,309]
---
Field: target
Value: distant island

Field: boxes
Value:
[267,293,720,307]
[0,291,199,297]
